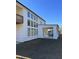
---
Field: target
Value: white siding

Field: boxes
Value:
[16,7,46,42]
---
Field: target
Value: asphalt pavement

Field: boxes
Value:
[16,36,62,59]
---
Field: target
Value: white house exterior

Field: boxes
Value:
[16,1,59,43]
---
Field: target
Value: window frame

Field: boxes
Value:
[31,14,33,19]
[27,12,30,17]
[27,20,30,26]
[16,14,23,24]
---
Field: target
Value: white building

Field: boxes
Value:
[16,1,59,43]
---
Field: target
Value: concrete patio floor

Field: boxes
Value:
[16,36,62,59]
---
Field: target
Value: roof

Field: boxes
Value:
[16,0,46,22]
[38,24,59,26]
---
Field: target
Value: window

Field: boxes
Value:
[27,20,35,27]
[36,16,38,22]
[34,16,38,21]
[33,28,35,35]
[27,20,30,26]
[36,29,38,35]
[34,29,36,35]
[28,28,33,36]
[31,21,33,27]
[34,22,36,27]
[34,22,38,27]
[34,16,36,20]
[36,23,38,27]
[35,23,36,27]
[31,28,34,36]
[34,29,38,35]
[31,14,33,19]
[30,28,32,36]
[27,12,30,17]
[27,28,38,36]
[28,28,30,36]
[16,14,23,24]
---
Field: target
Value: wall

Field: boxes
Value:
[16,3,46,42]
[52,25,59,39]
[16,8,28,42]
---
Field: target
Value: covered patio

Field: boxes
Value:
[38,24,59,39]
[43,27,53,38]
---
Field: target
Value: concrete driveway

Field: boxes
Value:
[16,36,62,59]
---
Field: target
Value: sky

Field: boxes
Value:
[17,0,62,26]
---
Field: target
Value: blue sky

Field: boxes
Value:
[17,0,62,26]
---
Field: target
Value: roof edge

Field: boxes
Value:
[16,0,46,22]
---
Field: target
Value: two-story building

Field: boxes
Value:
[16,1,59,43]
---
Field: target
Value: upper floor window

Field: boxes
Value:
[16,14,23,24]
[36,16,38,21]
[27,12,30,17]
[31,14,33,19]
[34,16,36,20]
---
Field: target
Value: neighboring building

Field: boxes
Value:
[16,1,59,43]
